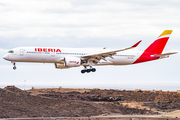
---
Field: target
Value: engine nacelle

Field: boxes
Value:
[55,63,70,69]
[64,57,81,67]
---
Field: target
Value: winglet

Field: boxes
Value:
[132,40,142,47]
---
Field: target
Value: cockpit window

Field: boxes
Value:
[8,50,14,53]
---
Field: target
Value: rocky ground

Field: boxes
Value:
[0,86,180,118]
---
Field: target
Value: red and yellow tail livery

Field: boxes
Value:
[134,30,176,64]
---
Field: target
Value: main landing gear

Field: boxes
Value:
[12,62,17,70]
[81,66,96,74]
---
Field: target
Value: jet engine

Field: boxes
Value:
[64,57,81,67]
[55,63,70,69]
[55,57,81,69]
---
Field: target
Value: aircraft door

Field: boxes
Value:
[20,49,24,56]
[51,51,55,57]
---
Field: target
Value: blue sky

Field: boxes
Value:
[0,0,180,90]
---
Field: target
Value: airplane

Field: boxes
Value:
[3,30,177,74]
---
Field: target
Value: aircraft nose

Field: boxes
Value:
[3,54,9,60]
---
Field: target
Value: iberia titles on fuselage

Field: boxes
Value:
[35,48,61,52]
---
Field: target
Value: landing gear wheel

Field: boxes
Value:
[81,66,96,73]
[81,70,86,74]
[87,69,91,73]
[13,66,17,70]
[92,68,96,72]
[12,62,17,70]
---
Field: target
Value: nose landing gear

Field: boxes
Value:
[81,66,96,74]
[12,62,17,70]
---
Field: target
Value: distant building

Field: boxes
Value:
[135,89,142,92]
[177,90,180,94]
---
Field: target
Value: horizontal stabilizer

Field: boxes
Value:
[151,52,177,58]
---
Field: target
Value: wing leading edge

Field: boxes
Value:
[81,40,142,63]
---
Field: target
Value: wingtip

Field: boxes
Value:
[173,52,178,54]
[132,40,142,47]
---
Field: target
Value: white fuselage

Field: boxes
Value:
[3,47,141,66]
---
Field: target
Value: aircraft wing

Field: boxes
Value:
[81,40,142,62]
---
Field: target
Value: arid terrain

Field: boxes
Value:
[1,86,180,120]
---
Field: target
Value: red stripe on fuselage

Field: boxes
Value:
[133,52,160,64]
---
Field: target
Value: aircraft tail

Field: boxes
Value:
[144,30,172,54]
[134,30,173,64]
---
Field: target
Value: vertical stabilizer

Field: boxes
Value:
[134,30,173,64]
[144,30,172,54]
